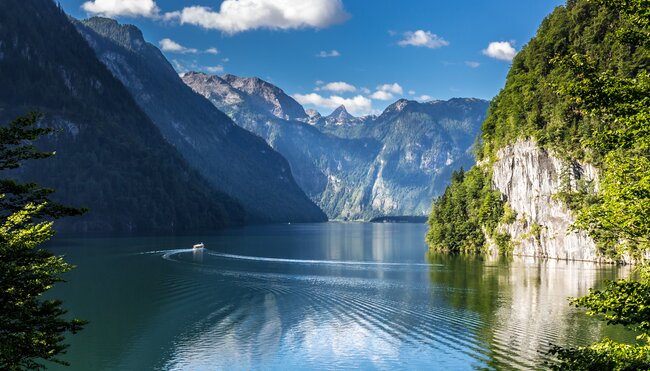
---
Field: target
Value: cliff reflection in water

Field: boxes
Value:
[427,252,634,369]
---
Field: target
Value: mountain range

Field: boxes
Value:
[0,0,248,232]
[183,72,489,220]
[74,17,325,224]
[0,0,489,230]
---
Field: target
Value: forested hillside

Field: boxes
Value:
[0,0,245,232]
[427,0,649,255]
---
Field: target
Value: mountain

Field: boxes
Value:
[323,105,362,126]
[74,17,326,223]
[347,98,489,217]
[0,0,245,232]
[220,74,309,121]
[183,72,489,220]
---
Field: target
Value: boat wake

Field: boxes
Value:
[204,251,444,268]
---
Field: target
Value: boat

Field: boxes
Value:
[193,242,204,249]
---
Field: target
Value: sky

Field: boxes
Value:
[58,0,566,116]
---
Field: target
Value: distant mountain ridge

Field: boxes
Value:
[75,17,326,223]
[184,72,489,219]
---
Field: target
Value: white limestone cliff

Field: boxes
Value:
[487,140,611,262]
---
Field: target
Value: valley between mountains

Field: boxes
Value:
[0,2,488,230]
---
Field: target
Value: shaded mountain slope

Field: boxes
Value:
[0,0,246,232]
[75,17,326,223]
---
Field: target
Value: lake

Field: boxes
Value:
[47,222,632,370]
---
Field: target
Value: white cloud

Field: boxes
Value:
[165,0,349,34]
[398,30,448,49]
[408,90,416,95]
[159,38,198,54]
[482,41,517,61]
[317,50,340,58]
[369,82,403,101]
[293,93,372,116]
[205,47,219,55]
[320,81,356,93]
[360,87,371,94]
[205,65,224,73]
[315,80,324,85]
[418,95,432,101]
[465,61,480,68]
[82,0,160,17]
[370,90,393,101]
[376,83,403,95]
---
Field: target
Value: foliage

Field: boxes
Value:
[546,0,650,369]
[426,167,506,254]
[557,29,650,256]
[478,0,648,162]
[0,113,85,221]
[549,338,650,370]
[548,267,650,370]
[0,113,86,369]
[0,204,85,369]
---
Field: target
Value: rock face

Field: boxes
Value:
[184,72,489,220]
[488,140,605,261]
[220,74,309,121]
[75,17,326,223]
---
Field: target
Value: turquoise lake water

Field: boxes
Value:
[46,222,632,370]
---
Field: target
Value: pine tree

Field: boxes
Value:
[0,113,86,369]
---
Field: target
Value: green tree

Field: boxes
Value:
[426,167,507,254]
[0,113,86,369]
[549,0,650,368]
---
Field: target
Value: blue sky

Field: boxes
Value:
[59,0,565,116]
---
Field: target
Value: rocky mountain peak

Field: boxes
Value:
[328,105,354,119]
[81,17,147,52]
[322,105,363,127]
[216,74,307,121]
[384,99,412,114]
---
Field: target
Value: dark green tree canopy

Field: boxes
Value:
[0,113,86,370]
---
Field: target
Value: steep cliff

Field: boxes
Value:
[487,140,601,261]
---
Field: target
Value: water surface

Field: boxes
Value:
[48,223,632,370]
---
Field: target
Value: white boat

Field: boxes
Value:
[193,242,205,249]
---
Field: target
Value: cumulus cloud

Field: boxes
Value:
[482,41,517,61]
[417,95,432,101]
[370,90,393,101]
[205,47,219,55]
[82,0,160,17]
[170,59,222,74]
[368,83,403,100]
[165,0,349,34]
[398,30,448,49]
[293,93,372,116]
[319,81,356,93]
[376,83,403,95]
[465,61,480,68]
[317,50,340,58]
[205,65,225,73]
[159,38,198,53]
[368,83,403,101]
